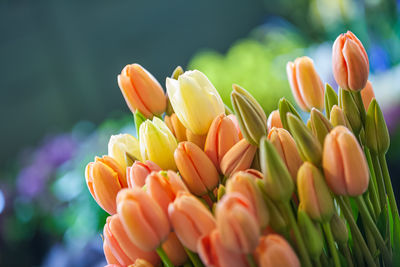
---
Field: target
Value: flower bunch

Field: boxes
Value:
[84,31,400,267]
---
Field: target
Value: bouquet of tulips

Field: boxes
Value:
[85,31,400,267]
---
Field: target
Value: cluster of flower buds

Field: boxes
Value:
[84,30,399,267]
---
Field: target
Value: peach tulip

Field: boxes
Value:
[361,80,375,110]
[164,113,187,142]
[161,232,188,266]
[220,139,257,177]
[127,160,161,188]
[267,110,283,132]
[227,114,243,139]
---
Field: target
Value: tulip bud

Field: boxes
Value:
[171,66,184,80]
[108,134,141,170]
[116,188,170,251]
[164,113,187,142]
[220,139,257,177]
[297,162,334,222]
[298,210,324,259]
[267,127,303,182]
[174,141,219,196]
[217,184,226,201]
[267,110,283,132]
[332,31,369,91]
[185,129,207,149]
[139,117,178,170]
[226,171,270,229]
[216,193,260,253]
[330,213,348,244]
[227,114,243,139]
[365,99,390,155]
[168,192,216,252]
[127,160,161,188]
[85,156,126,214]
[204,114,240,171]
[323,126,369,196]
[255,234,300,267]
[287,113,322,165]
[198,229,248,267]
[361,81,375,111]
[278,97,302,133]
[118,64,167,118]
[166,70,225,135]
[103,214,159,266]
[330,105,352,130]
[339,88,362,135]
[260,136,294,202]
[231,84,267,145]
[324,84,338,119]
[310,108,333,146]
[161,232,188,266]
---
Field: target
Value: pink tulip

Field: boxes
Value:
[361,80,375,111]
[127,160,161,188]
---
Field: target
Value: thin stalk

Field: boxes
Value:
[156,246,174,267]
[379,154,399,221]
[246,254,257,267]
[339,243,354,267]
[365,147,381,216]
[352,235,365,267]
[207,190,217,202]
[184,247,205,267]
[353,91,366,124]
[313,256,322,267]
[372,154,387,211]
[320,251,329,267]
[364,193,376,221]
[322,222,341,267]
[364,227,379,266]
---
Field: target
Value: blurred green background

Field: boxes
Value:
[1,0,400,266]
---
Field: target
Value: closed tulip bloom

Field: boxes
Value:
[286,56,324,111]
[166,70,225,135]
[323,126,369,196]
[85,156,126,214]
[116,188,170,251]
[267,127,302,182]
[146,171,188,215]
[227,114,243,139]
[267,110,283,132]
[332,31,369,91]
[204,114,240,171]
[108,134,141,170]
[365,99,390,155]
[140,117,178,170]
[174,141,219,196]
[186,129,207,149]
[329,105,352,130]
[361,80,375,111]
[220,139,257,177]
[309,108,333,146]
[103,242,120,266]
[103,214,160,266]
[216,193,260,253]
[118,64,167,118]
[198,229,249,267]
[127,160,161,188]
[255,234,300,267]
[168,192,216,252]
[161,232,188,266]
[164,113,187,142]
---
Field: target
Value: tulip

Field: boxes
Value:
[186,129,207,148]
[166,70,225,135]
[198,229,249,267]
[216,193,260,253]
[116,188,170,251]
[204,114,240,171]
[127,160,161,188]
[339,88,362,135]
[267,110,283,132]
[85,156,126,214]
[297,210,324,259]
[108,134,141,170]
[278,97,302,133]
[267,127,302,182]
[309,108,333,146]
[131,259,154,267]
[330,213,348,244]
[161,232,188,266]
[118,64,167,118]
[330,105,352,130]
[324,84,338,119]
[365,99,390,155]
[323,126,369,196]
[168,192,216,252]
[145,170,188,215]
[227,114,243,139]
[220,139,257,177]
[332,31,369,91]
[103,241,120,266]
[286,56,324,111]
[226,171,269,229]
[174,141,220,196]
[139,117,178,170]
[164,113,187,142]
[361,80,375,111]
[255,234,300,267]
[297,162,334,222]
[103,214,160,266]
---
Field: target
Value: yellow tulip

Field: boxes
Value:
[108,134,141,170]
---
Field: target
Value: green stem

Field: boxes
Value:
[339,243,354,267]
[353,91,366,124]
[379,154,399,221]
[156,246,174,267]
[207,190,217,202]
[246,254,257,267]
[364,227,379,266]
[364,193,376,221]
[352,235,365,267]
[184,247,205,267]
[336,196,376,267]
[320,251,329,267]
[282,202,312,267]
[322,222,341,267]
[365,147,381,216]
[372,154,387,211]
[355,195,392,266]
[313,256,322,267]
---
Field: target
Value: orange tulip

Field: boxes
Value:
[267,110,283,132]
[168,192,216,252]
[164,113,187,142]
[267,127,303,182]
[145,171,188,215]
[216,193,260,253]
[220,139,257,177]
[255,234,300,267]
[323,126,369,196]
[174,141,220,196]
[204,114,240,171]
[127,160,161,188]
[118,64,166,118]
[286,56,324,111]
[85,156,126,214]
[116,188,170,251]
[103,241,120,266]
[361,80,375,111]
[198,229,249,267]
[161,232,188,266]
[131,259,154,267]
[227,114,243,139]
[186,129,207,149]
[103,214,159,266]
[332,31,369,91]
